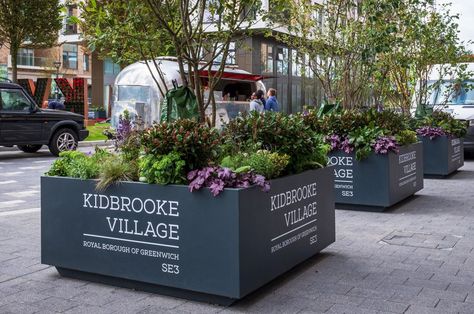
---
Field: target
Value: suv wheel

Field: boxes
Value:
[49,128,78,156]
[17,145,42,153]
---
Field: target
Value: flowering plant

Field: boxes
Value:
[304,108,416,159]
[187,166,270,196]
[373,136,399,154]
[415,110,467,139]
[416,126,446,140]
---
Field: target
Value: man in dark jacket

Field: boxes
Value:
[265,88,279,112]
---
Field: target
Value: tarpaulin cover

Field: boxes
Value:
[160,86,199,122]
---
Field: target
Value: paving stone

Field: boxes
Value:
[404,278,449,291]
[63,305,113,314]
[325,303,382,314]
[358,298,409,313]
[405,305,457,314]
[419,287,468,302]
[0,302,42,314]
[435,299,474,313]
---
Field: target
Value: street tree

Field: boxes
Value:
[78,0,175,97]
[81,0,266,126]
[278,0,468,112]
[0,0,63,82]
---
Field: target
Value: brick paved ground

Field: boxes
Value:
[1,150,474,313]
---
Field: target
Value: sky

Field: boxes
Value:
[438,0,474,51]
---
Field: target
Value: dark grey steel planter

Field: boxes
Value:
[41,168,335,305]
[420,136,464,177]
[328,142,423,211]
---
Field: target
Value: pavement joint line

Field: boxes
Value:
[0,265,52,284]
[0,207,40,217]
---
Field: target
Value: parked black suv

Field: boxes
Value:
[0,82,89,156]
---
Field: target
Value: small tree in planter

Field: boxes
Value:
[415,110,468,176]
[42,113,335,304]
[304,109,423,210]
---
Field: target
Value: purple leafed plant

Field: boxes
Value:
[416,126,446,140]
[326,134,341,151]
[373,136,399,155]
[340,137,354,154]
[187,166,270,197]
[326,134,354,153]
[115,114,132,148]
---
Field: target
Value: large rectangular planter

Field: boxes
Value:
[41,168,335,305]
[420,136,464,177]
[328,142,423,211]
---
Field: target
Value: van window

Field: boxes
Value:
[435,81,474,105]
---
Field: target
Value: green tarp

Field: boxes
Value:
[160,86,199,122]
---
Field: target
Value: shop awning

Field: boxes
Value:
[199,70,271,82]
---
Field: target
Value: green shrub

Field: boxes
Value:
[223,111,328,173]
[46,147,111,179]
[304,109,417,159]
[141,119,221,171]
[220,150,290,179]
[139,152,187,185]
[396,130,418,146]
[416,110,467,138]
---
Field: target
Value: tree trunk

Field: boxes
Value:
[11,43,19,83]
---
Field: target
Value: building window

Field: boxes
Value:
[261,43,273,73]
[291,49,302,77]
[276,47,288,75]
[227,42,236,65]
[304,53,314,78]
[64,5,78,34]
[104,58,121,75]
[204,0,220,23]
[83,54,90,72]
[17,48,34,66]
[62,44,78,69]
[214,42,236,65]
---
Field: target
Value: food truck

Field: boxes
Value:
[112,57,266,128]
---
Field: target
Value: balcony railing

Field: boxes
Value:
[11,55,56,69]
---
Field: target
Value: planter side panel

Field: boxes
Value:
[329,151,390,207]
[41,177,241,298]
[388,142,424,205]
[238,168,335,297]
[421,137,463,176]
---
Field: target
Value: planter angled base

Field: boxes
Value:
[56,267,236,305]
[329,142,424,211]
[41,168,335,304]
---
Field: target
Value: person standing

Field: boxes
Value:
[249,92,264,112]
[265,88,279,112]
[256,89,266,107]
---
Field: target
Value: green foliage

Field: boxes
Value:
[304,109,418,160]
[396,130,418,146]
[0,0,63,82]
[139,152,187,185]
[141,119,222,172]
[96,155,138,191]
[223,111,328,173]
[220,150,290,179]
[417,110,468,138]
[46,147,111,179]
[79,0,174,66]
[348,126,384,160]
[274,0,468,111]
